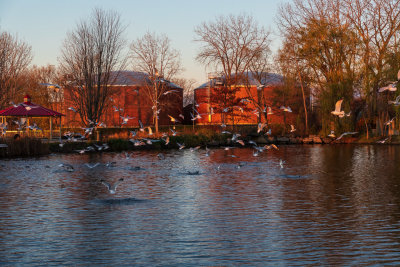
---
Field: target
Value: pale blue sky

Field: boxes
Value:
[0,0,284,85]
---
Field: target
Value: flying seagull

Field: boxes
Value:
[336,132,358,140]
[40,82,61,88]
[388,95,400,106]
[280,106,292,112]
[100,178,124,194]
[331,99,344,117]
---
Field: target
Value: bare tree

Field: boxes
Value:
[0,30,32,108]
[172,77,197,106]
[59,8,127,127]
[194,14,271,125]
[23,65,62,108]
[343,0,400,133]
[130,32,183,134]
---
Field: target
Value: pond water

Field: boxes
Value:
[1,145,400,266]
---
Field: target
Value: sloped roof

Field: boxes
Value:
[110,71,183,89]
[0,101,64,117]
[195,72,284,89]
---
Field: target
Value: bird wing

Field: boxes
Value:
[335,100,343,112]
[112,178,124,191]
[101,180,111,190]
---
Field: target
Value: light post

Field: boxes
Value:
[154,69,160,135]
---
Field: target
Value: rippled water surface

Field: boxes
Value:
[1,145,400,266]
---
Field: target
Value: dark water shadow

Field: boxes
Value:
[276,174,311,179]
[92,197,148,205]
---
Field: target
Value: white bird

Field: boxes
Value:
[85,163,100,169]
[205,147,211,157]
[331,99,344,117]
[378,82,397,93]
[162,136,170,145]
[248,140,257,146]
[190,146,201,152]
[388,95,400,106]
[68,107,78,113]
[9,101,18,107]
[169,128,177,136]
[236,139,245,146]
[336,132,358,140]
[385,117,395,126]
[100,178,124,194]
[40,82,60,88]
[280,106,292,112]
[168,115,179,123]
[121,115,135,125]
[177,142,185,150]
[58,163,74,172]
[328,130,336,138]
[377,138,389,144]
[190,112,201,121]
[139,120,145,132]
[147,126,153,135]
[290,124,296,132]
[279,159,284,169]
[163,90,179,95]
[265,144,279,150]
[113,105,123,112]
[257,122,267,133]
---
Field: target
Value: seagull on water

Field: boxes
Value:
[58,163,74,172]
[100,178,124,194]
[328,130,336,138]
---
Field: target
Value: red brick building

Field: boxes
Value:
[194,72,297,126]
[63,71,183,127]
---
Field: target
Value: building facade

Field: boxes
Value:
[62,71,183,128]
[194,72,297,126]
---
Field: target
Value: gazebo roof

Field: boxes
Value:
[0,95,64,117]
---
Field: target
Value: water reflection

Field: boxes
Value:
[0,145,400,265]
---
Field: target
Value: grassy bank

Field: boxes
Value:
[0,137,50,158]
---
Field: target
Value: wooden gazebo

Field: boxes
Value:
[0,95,64,140]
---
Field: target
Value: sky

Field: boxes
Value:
[0,0,284,86]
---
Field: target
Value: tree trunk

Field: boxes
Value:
[298,71,308,135]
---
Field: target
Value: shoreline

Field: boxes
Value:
[1,134,398,158]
